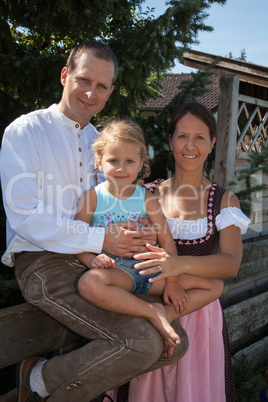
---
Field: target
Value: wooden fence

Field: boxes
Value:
[213,76,268,364]
[214,74,268,235]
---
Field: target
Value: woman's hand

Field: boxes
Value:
[134,243,185,282]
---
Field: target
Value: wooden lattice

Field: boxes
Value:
[236,94,268,153]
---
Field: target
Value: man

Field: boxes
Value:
[0,41,188,401]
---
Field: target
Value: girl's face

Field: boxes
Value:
[97,141,143,189]
[169,113,216,173]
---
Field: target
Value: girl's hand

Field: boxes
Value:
[89,254,115,269]
[134,243,185,281]
[163,278,189,315]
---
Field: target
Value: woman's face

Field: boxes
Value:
[169,113,216,173]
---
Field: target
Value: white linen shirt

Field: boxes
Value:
[0,104,105,267]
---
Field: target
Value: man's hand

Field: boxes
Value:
[102,221,157,257]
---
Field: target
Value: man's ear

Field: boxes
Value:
[60,67,68,86]
[106,85,114,101]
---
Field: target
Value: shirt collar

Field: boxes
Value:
[50,104,85,133]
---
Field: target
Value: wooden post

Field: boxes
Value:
[214,75,239,188]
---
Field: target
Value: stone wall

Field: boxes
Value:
[221,238,268,364]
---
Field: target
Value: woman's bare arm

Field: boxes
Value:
[134,191,243,280]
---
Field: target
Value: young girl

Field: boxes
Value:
[75,119,223,353]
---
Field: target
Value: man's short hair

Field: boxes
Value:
[66,41,118,84]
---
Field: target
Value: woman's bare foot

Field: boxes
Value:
[149,303,180,351]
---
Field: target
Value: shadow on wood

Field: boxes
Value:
[0,303,82,370]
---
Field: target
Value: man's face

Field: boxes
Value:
[59,50,115,128]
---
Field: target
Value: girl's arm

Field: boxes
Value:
[136,192,244,280]
[144,191,177,254]
[145,191,189,312]
[74,189,99,268]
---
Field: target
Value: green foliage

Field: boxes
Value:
[230,145,268,217]
[234,352,268,402]
[239,49,247,61]
[0,0,227,133]
[227,49,247,61]
[237,145,268,179]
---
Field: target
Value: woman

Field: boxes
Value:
[108,101,250,402]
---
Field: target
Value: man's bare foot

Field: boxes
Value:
[149,303,180,351]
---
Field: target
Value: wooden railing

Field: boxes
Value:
[215,75,268,188]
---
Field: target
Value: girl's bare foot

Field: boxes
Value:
[149,303,180,351]
[161,343,175,358]
[164,303,181,323]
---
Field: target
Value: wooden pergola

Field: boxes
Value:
[183,50,268,189]
[183,49,268,87]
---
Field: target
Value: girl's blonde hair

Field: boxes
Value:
[93,119,150,185]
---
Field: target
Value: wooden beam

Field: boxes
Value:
[183,50,268,87]
[214,75,239,187]
[0,303,81,369]
[238,94,268,109]
[0,388,17,402]
[1,291,267,370]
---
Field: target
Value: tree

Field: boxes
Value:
[0,0,226,133]
[227,48,247,61]
[0,0,228,257]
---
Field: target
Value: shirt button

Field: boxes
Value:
[78,134,80,138]
[80,178,83,182]
[79,162,83,166]
[75,124,79,128]
[78,148,82,152]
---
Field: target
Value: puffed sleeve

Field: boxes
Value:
[216,207,250,234]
